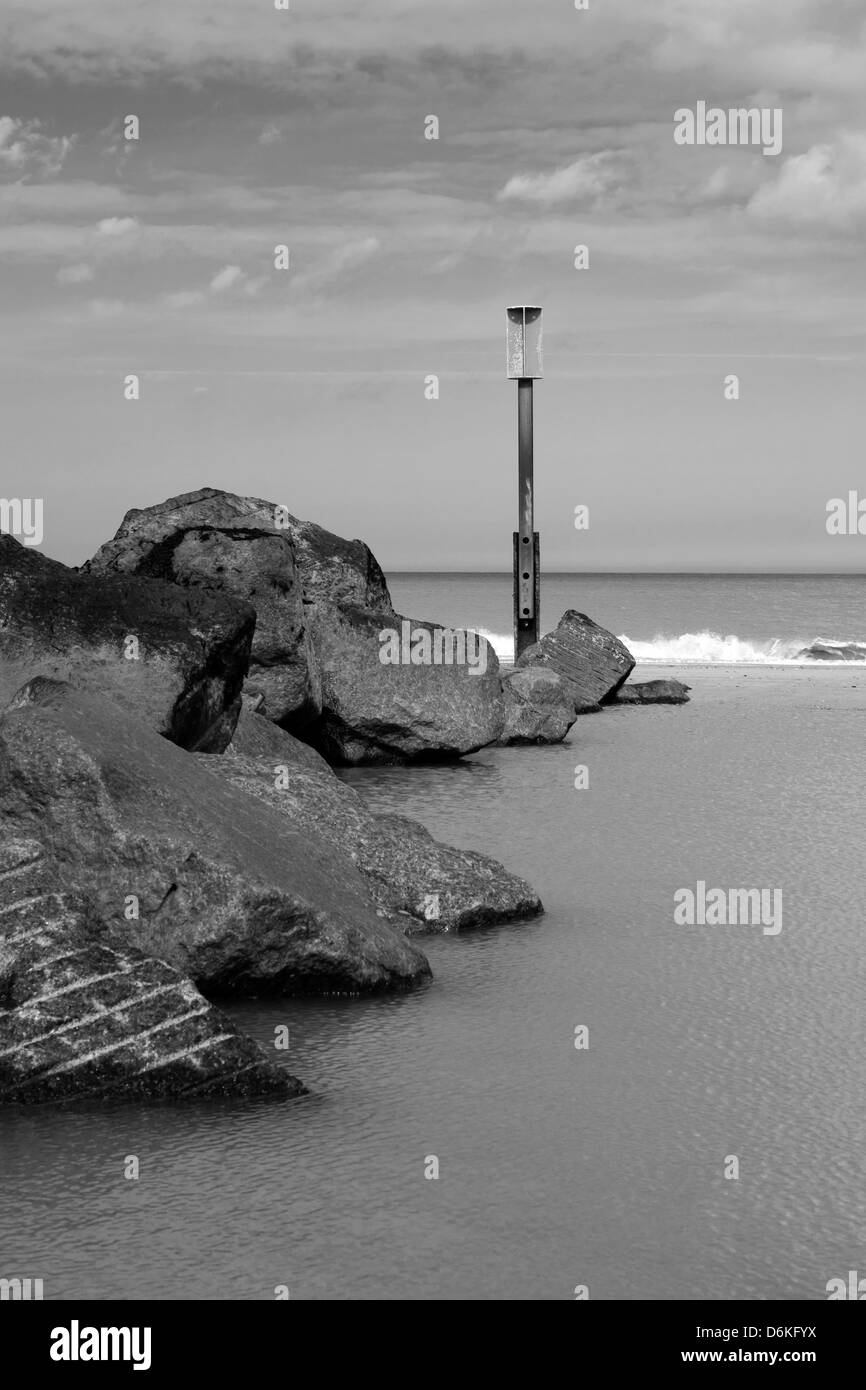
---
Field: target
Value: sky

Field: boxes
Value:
[0,0,865,570]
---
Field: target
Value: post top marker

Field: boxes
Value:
[506,306,543,379]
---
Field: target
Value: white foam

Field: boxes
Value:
[617,631,866,666]
[476,628,866,667]
[476,628,515,664]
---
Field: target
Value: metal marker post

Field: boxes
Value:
[506,307,542,662]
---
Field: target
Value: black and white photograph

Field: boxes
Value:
[0,0,864,1341]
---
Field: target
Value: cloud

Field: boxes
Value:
[164,264,263,310]
[164,289,206,309]
[97,216,139,236]
[258,124,283,146]
[290,236,382,294]
[497,152,626,207]
[209,263,244,293]
[0,0,621,80]
[747,133,866,230]
[56,262,95,285]
[696,158,768,206]
[0,116,74,177]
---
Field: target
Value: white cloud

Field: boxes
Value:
[498,152,625,207]
[258,124,283,146]
[164,289,206,309]
[747,133,866,230]
[696,158,767,205]
[164,265,258,309]
[97,216,138,236]
[0,116,74,176]
[56,262,95,284]
[290,236,381,294]
[209,263,244,293]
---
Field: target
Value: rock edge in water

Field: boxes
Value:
[0,840,305,1105]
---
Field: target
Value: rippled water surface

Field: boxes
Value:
[2,651,864,1300]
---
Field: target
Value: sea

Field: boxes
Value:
[2,573,864,1300]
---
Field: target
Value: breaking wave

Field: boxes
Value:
[616,633,866,665]
[478,629,866,666]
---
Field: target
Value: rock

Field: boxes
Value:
[615,679,691,704]
[0,533,253,752]
[86,488,393,610]
[0,841,304,1103]
[499,668,577,744]
[517,610,635,710]
[223,709,543,932]
[0,679,432,996]
[85,488,394,726]
[304,603,504,764]
[84,489,316,726]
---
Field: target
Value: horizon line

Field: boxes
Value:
[387,569,866,577]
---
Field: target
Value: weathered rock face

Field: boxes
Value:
[0,680,431,996]
[304,604,505,764]
[517,610,635,711]
[87,488,393,610]
[224,709,543,932]
[85,488,393,728]
[1,533,253,752]
[0,841,304,1103]
[499,667,577,744]
[615,679,691,704]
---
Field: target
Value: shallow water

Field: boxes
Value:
[2,661,863,1300]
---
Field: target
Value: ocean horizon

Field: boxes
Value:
[389,571,866,666]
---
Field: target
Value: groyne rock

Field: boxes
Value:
[0,841,304,1103]
[615,679,691,704]
[85,488,394,726]
[86,487,393,611]
[517,610,635,711]
[0,679,431,996]
[499,667,577,744]
[1,533,252,752]
[223,709,543,932]
[304,604,504,764]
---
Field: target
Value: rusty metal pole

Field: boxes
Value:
[507,305,542,664]
[514,378,539,658]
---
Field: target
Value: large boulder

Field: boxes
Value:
[0,841,304,1103]
[224,709,543,932]
[615,679,691,705]
[499,667,577,744]
[1,533,253,752]
[85,488,394,727]
[0,679,431,996]
[86,487,393,610]
[304,603,505,764]
[517,610,635,711]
